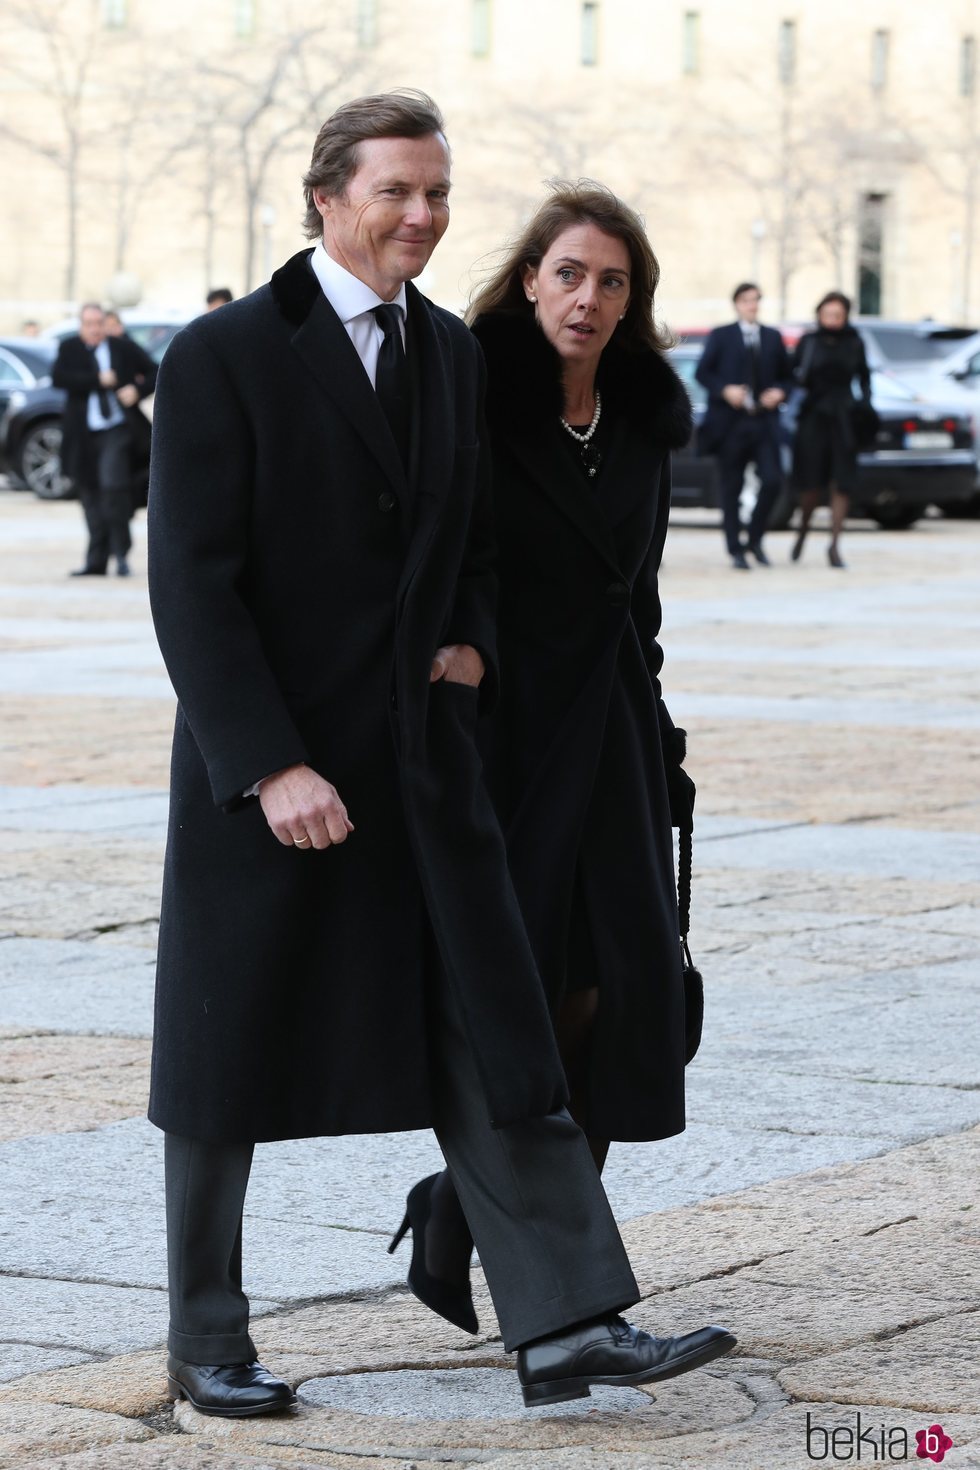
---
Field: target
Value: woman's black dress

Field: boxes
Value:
[792,326,872,496]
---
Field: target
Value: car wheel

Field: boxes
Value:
[869,504,920,530]
[15,419,74,500]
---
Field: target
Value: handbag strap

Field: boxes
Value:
[678,827,693,966]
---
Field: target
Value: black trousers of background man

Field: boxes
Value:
[718,415,782,557]
[77,423,133,571]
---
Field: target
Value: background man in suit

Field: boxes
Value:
[52,302,157,577]
[696,282,793,569]
[148,90,733,1421]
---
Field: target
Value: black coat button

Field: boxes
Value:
[605,581,630,606]
[378,492,397,513]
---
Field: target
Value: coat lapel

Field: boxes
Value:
[600,417,667,532]
[291,293,409,497]
[271,248,409,498]
[396,285,456,611]
[511,424,622,577]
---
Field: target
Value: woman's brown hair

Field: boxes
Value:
[466,180,672,353]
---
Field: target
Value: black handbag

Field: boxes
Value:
[851,399,881,450]
[677,827,704,1064]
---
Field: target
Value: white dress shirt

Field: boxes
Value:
[738,320,761,350]
[309,240,407,385]
[87,339,126,431]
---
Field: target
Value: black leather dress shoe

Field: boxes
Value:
[748,542,771,565]
[517,1317,737,1407]
[166,1357,296,1417]
[731,552,750,570]
[69,567,107,577]
[116,558,131,577]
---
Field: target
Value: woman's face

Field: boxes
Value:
[818,300,848,330]
[522,222,631,371]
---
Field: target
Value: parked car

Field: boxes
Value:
[854,318,978,374]
[0,313,189,500]
[669,345,977,530]
[0,336,57,441]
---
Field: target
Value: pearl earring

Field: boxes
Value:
[529,295,537,303]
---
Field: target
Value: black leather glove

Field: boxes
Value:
[662,724,695,833]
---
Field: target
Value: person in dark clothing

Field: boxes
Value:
[147,96,733,1420]
[52,302,157,577]
[790,291,874,569]
[205,287,234,309]
[396,182,734,1369]
[695,282,794,569]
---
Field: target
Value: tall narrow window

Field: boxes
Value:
[778,19,796,86]
[102,0,127,27]
[857,193,886,315]
[871,28,890,91]
[581,2,599,66]
[961,35,976,97]
[471,0,491,57]
[356,0,377,47]
[682,11,700,75]
[233,0,255,38]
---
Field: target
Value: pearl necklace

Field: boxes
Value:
[560,390,602,444]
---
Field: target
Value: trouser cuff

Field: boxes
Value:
[167,1326,256,1366]
[502,1275,640,1352]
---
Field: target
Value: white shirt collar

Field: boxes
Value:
[310,241,407,325]
[738,319,759,336]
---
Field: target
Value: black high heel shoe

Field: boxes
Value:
[389,1172,478,1335]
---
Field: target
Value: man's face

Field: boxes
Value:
[315,133,452,300]
[104,314,124,337]
[735,289,761,324]
[79,307,106,347]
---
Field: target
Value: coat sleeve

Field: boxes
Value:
[442,346,500,713]
[631,455,695,832]
[52,340,98,394]
[147,327,309,809]
[127,339,158,398]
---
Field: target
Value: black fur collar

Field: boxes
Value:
[472,310,693,450]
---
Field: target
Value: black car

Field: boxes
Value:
[0,337,58,481]
[0,315,187,500]
[668,345,976,530]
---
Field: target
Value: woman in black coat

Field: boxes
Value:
[394,183,696,1334]
[790,291,874,568]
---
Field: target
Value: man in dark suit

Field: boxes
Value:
[52,303,156,578]
[696,282,793,569]
[148,90,733,1420]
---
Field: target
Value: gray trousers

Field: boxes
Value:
[166,980,638,1362]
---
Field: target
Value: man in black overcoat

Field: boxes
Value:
[148,91,733,1418]
[52,302,156,577]
[695,282,793,568]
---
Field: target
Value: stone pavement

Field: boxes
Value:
[0,488,977,1468]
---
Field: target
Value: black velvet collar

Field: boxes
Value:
[270,248,320,326]
[471,310,693,450]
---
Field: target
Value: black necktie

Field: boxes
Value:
[373,304,410,467]
[89,345,111,419]
[746,332,761,398]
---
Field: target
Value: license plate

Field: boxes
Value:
[904,431,953,449]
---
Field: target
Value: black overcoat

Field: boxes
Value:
[472,312,693,1143]
[52,333,157,483]
[146,251,566,1145]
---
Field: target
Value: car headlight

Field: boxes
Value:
[7,390,27,413]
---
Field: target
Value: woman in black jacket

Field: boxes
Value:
[392,182,698,1334]
[790,291,874,568]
